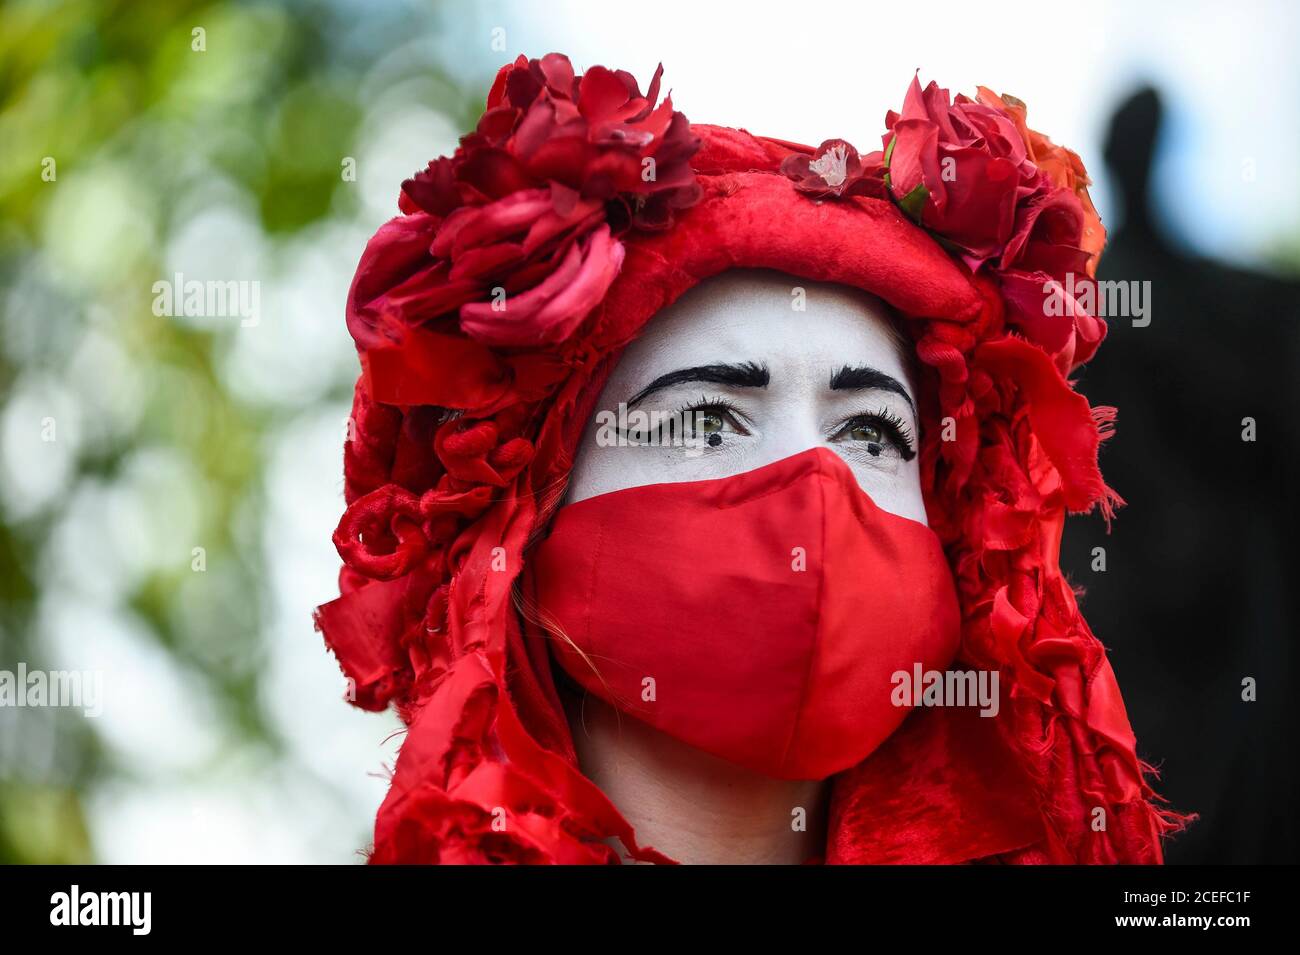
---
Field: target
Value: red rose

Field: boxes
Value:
[345,53,701,355]
[975,87,1105,275]
[973,87,1107,366]
[884,75,1039,264]
[881,76,1105,368]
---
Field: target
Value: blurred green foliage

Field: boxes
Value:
[0,0,484,862]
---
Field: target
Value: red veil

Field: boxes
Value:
[315,53,1192,863]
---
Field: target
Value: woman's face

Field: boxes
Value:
[568,269,928,524]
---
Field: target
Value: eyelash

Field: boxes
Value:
[664,394,751,440]
[835,408,916,461]
[669,394,916,460]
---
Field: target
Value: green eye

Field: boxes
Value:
[835,411,917,462]
[694,411,725,434]
[667,398,750,446]
[848,422,883,444]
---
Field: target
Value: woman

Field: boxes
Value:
[316,53,1190,863]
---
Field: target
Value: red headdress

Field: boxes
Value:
[316,53,1191,863]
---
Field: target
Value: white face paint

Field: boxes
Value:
[567,269,929,524]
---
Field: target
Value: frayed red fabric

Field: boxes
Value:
[316,53,1194,864]
[827,704,1046,864]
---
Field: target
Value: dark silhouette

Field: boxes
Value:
[1060,87,1300,863]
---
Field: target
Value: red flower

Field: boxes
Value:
[347,53,702,353]
[780,139,887,200]
[883,75,1040,263]
[975,87,1105,275]
[880,76,1105,368]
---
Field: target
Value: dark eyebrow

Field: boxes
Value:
[627,361,770,407]
[829,365,915,414]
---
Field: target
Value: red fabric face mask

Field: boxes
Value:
[526,447,963,780]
